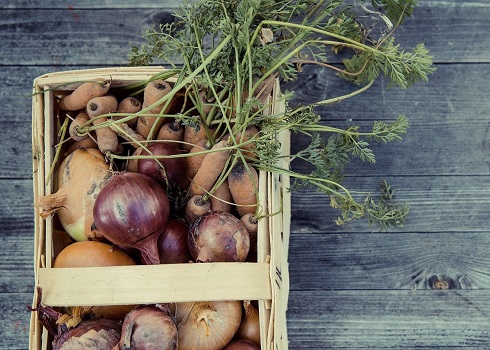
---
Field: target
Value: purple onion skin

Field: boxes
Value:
[157,219,192,264]
[120,305,178,350]
[93,172,170,264]
[138,142,187,190]
[223,339,261,350]
[53,318,121,350]
[188,211,250,262]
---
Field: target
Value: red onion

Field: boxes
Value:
[53,318,122,350]
[93,172,170,265]
[188,211,250,262]
[157,219,192,264]
[138,142,187,190]
[119,305,178,350]
[223,339,260,350]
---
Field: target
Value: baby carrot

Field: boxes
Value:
[189,140,230,197]
[69,111,90,141]
[228,161,259,217]
[86,95,119,155]
[58,81,110,111]
[136,79,172,139]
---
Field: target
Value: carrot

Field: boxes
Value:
[126,146,144,173]
[189,140,230,197]
[185,139,208,181]
[185,195,211,224]
[232,125,259,160]
[58,81,110,111]
[182,122,208,152]
[228,161,259,217]
[157,120,184,142]
[115,96,142,127]
[209,179,232,213]
[240,213,258,238]
[65,133,98,156]
[69,111,90,141]
[136,79,173,139]
[86,95,119,155]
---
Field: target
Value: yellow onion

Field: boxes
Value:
[53,241,138,320]
[175,301,242,350]
[38,148,111,241]
[235,300,260,346]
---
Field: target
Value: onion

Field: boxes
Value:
[157,219,192,264]
[38,148,111,242]
[138,142,187,190]
[93,172,170,265]
[223,339,260,350]
[235,301,260,346]
[53,241,137,320]
[176,301,242,350]
[188,211,250,262]
[119,305,178,350]
[53,318,121,350]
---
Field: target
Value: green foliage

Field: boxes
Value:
[127,0,434,230]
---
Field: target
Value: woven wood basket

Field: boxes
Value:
[30,67,291,350]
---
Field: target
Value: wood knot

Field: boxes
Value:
[427,275,458,290]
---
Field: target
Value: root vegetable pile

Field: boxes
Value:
[33,0,436,348]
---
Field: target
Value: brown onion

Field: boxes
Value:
[157,219,192,264]
[176,301,242,350]
[53,241,137,320]
[188,211,250,262]
[53,318,121,350]
[119,305,178,350]
[223,339,260,350]
[235,300,260,346]
[93,172,170,265]
[38,148,111,241]
[138,142,187,190]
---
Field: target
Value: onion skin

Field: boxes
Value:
[38,148,111,241]
[119,305,178,350]
[176,301,242,350]
[93,172,170,265]
[223,339,260,350]
[235,301,260,346]
[188,211,250,262]
[53,241,137,320]
[157,219,192,264]
[53,318,121,350]
[138,142,187,190]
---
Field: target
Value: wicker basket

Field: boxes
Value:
[30,67,291,350]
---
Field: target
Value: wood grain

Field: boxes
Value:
[1,1,490,349]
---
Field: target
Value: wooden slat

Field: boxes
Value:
[38,263,272,306]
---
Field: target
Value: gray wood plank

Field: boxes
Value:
[0,293,33,350]
[287,290,490,348]
[289,231,490,291]
[0,3,489,65]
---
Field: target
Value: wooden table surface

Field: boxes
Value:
[2,1,490,349]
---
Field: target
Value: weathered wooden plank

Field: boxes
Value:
[0,3,489,65]
[288,231,490,291]
[287,289,490,348]
[290,175,490,234]
[0,233,34,294]
[0,293,33,350]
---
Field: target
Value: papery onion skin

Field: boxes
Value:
[38,148,111,241]
[223,339,260,350]
[188,211,250,262]
[119,305,178,350]
[53,318,121,350]
[93,172,170,265]
[235,301,260,346]
[157,219,192,264]
[176,301,242,350]
[53,241,137,320]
